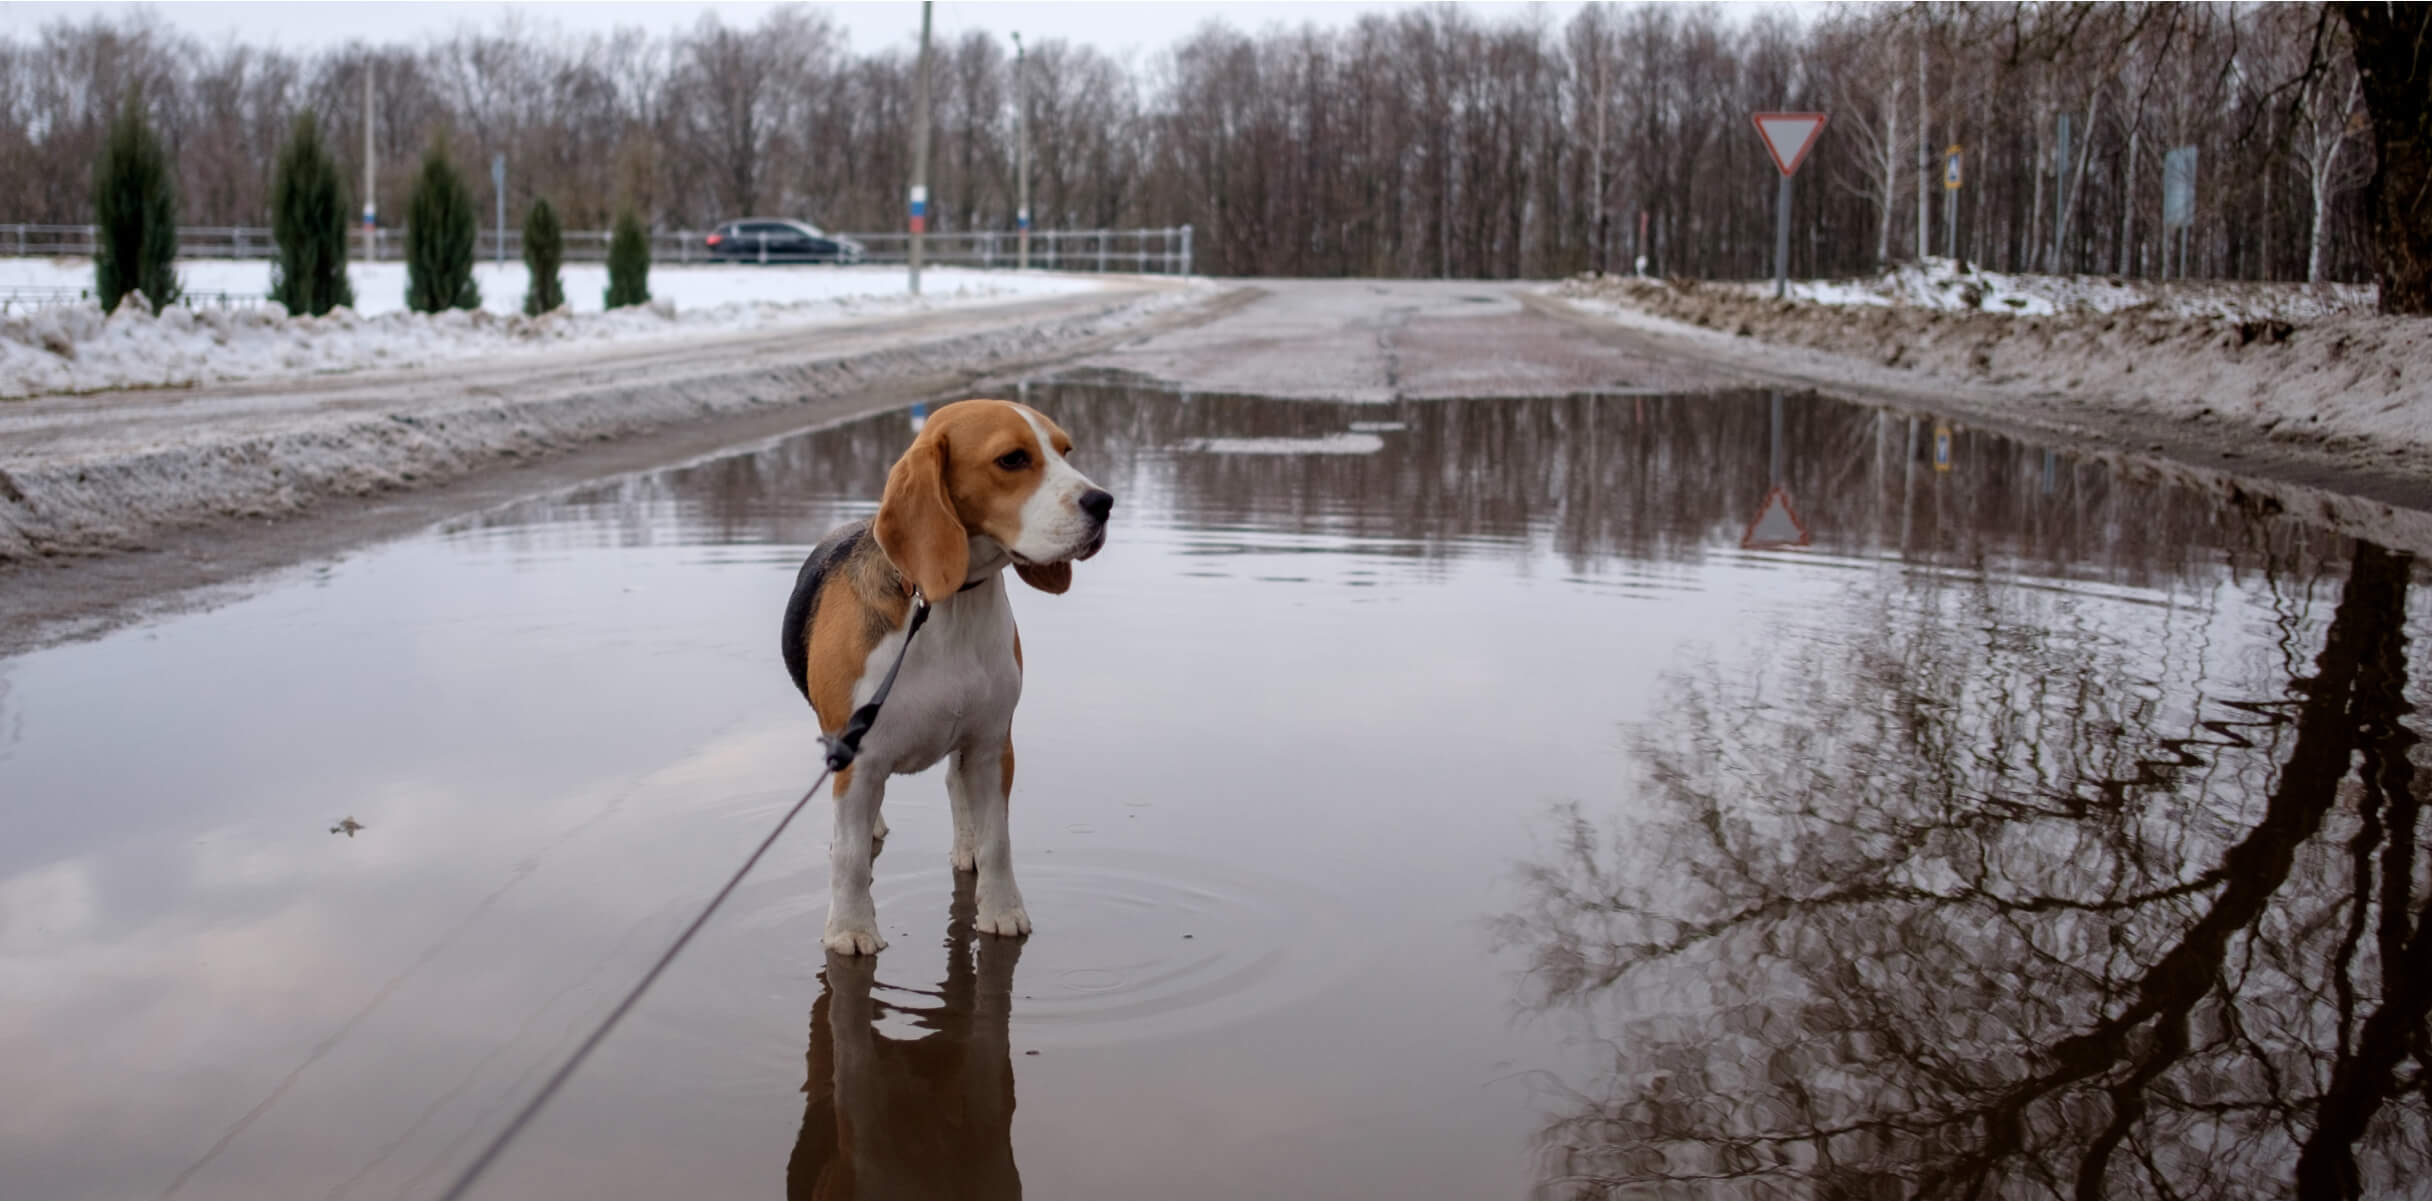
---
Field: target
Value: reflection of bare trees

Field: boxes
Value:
[788,874,1022,1201]
[472,384,2324,595]
[1500,541,2429,1199]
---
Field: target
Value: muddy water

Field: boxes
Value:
[3,383,2428,1201]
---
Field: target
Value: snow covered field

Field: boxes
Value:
[1723,258,2374,322]
[0,258,1123,398]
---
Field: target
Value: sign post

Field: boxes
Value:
[1013,32,1030,270]
[490,153,506,269]
[1750,112,1828,299]
[1943,144,1961,260]
[908,1,933,296]
[362,65,377,262]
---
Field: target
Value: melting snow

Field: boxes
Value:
[0,259,1121,398]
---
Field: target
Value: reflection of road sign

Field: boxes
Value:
[2162,146,2198,229]
[1945,145,1963,190]
[1750,112,1829,176]
[1932,423,1954,472]
[1741,484,1812,550]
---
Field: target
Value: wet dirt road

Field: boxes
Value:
[3,284,2429,1200]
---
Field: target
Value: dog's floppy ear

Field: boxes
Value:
[1014,561,1071,594]
[875,432,967,603]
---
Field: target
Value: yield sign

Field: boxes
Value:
[1751,112,1829,176]
[1741,484,1812,550]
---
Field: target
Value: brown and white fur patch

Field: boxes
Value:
[781,399,1111,954]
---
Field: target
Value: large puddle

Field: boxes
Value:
[3,382,2428,1200]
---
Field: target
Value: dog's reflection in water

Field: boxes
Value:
[787,874,1023,1200]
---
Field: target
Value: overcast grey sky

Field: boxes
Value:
[5,2,1617,58]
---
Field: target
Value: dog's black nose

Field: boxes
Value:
[1078,489,1114,522]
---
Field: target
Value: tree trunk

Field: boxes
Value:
[1915,27,1929,261]
[2118,124,2139,275]
[2337,2,2432,314]
[1880,89,1899,265]
[2049,91,2100,274]
[2309,165,2333,285]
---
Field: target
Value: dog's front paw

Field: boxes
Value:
[975,905,1031,937]
[823,923,888,956]
[950,842,977,872]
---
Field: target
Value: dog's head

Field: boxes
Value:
[874,399,1112,601]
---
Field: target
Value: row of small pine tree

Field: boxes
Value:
[95,93,650,319]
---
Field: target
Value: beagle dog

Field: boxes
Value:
[781,399,1112,955]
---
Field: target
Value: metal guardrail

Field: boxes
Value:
[0,223,1195,274]
[0,284,277,314]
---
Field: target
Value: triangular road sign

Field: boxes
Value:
[1741,484,1812,550]
[1751,112,1829,176]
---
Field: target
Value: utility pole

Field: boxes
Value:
[491,153,506,269]
[1915,25,1929,260]
[362,63,376,262]
[1014,32,1030,271]
[907,0,933,296]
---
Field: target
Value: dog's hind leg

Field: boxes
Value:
[957,738,1030,937]
[824,767,889,955]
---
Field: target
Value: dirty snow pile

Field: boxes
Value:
[1555,271,2432,468]
[1740,257,2374,322]
[0,260,1116,398]
[0,283,1205,563]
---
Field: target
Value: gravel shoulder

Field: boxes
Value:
[0,280,1231,652]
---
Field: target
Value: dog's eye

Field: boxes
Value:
[996,450,1031,471]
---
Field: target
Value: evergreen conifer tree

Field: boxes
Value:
[93,90,181,313]
[404,138,480,313]
[604,208,651,310]
[268,112,354,316]
[521,197,565,315]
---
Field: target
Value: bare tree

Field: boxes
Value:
[0,2,2406,287]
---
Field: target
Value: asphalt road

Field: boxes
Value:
[8,277,2431,654]
[1072,278,1733,400]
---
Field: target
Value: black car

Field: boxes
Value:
[704,219,867,264]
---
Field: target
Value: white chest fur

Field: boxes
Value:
[848,574,1024,776]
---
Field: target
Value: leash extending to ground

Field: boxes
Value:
[434,596,933,1201]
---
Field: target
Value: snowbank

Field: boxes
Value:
[0,256,1109,317]
[1730,258,2374,322]
[0,282,1212,562]
[1552,273,2432,480]
[0,259,1121,398]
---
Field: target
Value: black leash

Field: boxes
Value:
[435,595,933,1201]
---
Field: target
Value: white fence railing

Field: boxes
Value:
[0,223,1194,274]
